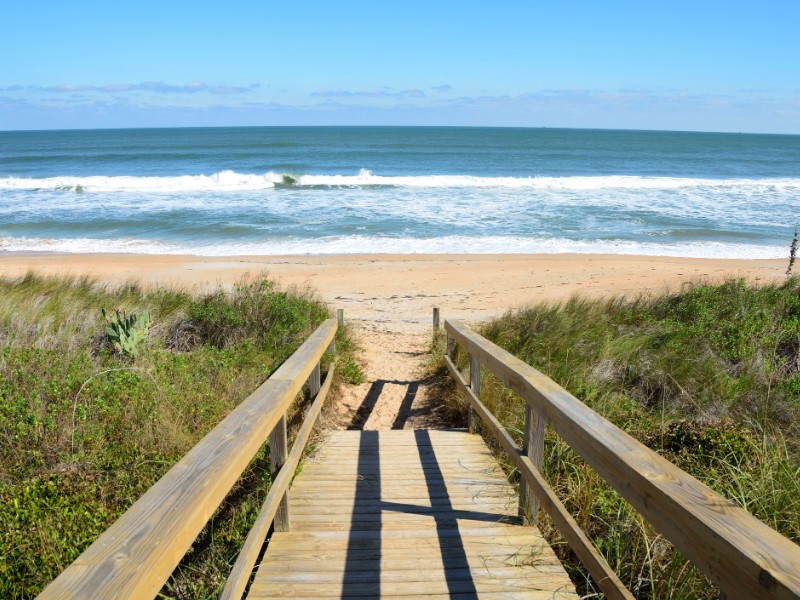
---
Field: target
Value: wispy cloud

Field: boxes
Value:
[20,81,258,95]
[1,85,798,133]
[311,88,426,99]
[432,84,453,93]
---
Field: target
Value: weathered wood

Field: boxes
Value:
[308,363,321,398]
[445,355,632,600]
[249,577,576,598]
[260,523,540,540]
[433,306,440,332]
[254,594,570,600]
[290,484,514,497]
[468,353,481,433]
[37,319,337,600]
[284,514,514,528]
[308,361,322,426]
[446,319,800,600]
[295,458,499,468]
[253,567,573,584]
[318,437,473,447]
[221,365,335,600]
[251,430,577,598]
[291,481,511,492]
[276,590,576,600]
[264,538,556,559]
[266,535,549,550]
[264,526,550,543]
[304,449,496,460]
[292,458,499,468]
[336,307,344,328]
[269,415,290,532]
[519,402,545,524]
[289,494,514,505]
[288,500,514,513]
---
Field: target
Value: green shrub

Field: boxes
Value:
[0,273,336,599]
[102,307,151,357]
[439,278,800,599]
[340,354,366,384]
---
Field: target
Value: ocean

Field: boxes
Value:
[1,126,798,258]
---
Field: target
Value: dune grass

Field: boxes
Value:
[0,272,350,599]
[433,278,800,598]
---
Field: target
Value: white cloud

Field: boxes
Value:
[311,88,426,99]
[19,81,257,95]
[1,85,798,133]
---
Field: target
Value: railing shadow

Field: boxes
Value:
[413,428,478,596]
[348,381,384,429]
[342,429,381,596]
[348,378,434,430]
[340,425,495,597]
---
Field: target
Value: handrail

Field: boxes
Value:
[38,318,338,600]
[220,363,335,600]
[444,318,800,600]
[444,352,632,600]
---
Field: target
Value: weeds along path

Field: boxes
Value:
[327,319,448,430]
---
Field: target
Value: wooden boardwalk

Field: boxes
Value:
[36,316,800,599]
[249,429,578,599]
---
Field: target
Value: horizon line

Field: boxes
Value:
[1,124,797,137]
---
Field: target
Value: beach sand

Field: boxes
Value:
[1,252,784,429]
[0,253,784,330]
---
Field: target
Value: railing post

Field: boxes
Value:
[433,307,440,333]
[308,362,321,397]
[317,309,341,427]
[328,317,337,355]
[519,401,545,524]
[468,353,481,433]
[446,332,455,359]
[269,415,289,532]
[309,360,322,426]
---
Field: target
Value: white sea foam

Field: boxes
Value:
[0,235,786,259]
[0,170,284,193]
[1,170,799,193]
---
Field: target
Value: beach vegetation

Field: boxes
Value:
[0,272,351,599]
[431,278,800,599]
[340,354,366,384]
[102,307,151,357]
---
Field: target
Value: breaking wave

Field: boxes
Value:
[0,235,786,259]
[2,169,798,193]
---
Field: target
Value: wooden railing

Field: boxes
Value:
[443,318,800,600]
[38,315,340,600]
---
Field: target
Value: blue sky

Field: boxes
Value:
[1,1,798,133]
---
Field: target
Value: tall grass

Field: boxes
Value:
[0,272,341,599]
[433,278,800,598]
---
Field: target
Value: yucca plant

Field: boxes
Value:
[102,307,151,357]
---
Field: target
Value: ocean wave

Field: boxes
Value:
[1,169,799,193]
[0,235,786,259]
[0,170,284,193]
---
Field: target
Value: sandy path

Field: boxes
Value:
[325,322,448,431]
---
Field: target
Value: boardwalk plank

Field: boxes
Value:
[247,430,577,599]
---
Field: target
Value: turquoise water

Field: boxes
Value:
[1,126,798,257]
